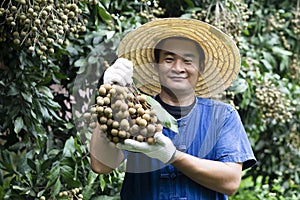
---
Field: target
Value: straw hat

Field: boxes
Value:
[117,18,241,97]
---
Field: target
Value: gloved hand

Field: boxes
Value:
[116,132,177,164]
[103,58,133,86]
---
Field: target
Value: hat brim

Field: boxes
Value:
[117,18,241,97]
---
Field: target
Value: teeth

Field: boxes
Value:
[86,83,162,144]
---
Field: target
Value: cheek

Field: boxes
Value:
[188,68,200,81]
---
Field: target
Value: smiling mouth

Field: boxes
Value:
[169,76,187,80]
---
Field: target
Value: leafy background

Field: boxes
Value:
[0,0,299,199]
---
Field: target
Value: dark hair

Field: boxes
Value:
[154,37,205,72]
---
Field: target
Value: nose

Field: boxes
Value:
[172,59,185,73]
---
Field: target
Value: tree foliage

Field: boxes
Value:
[0,0,299,199]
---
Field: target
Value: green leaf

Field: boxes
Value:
[61,165,81,188]
[88,56,97,64]
[74,58,87,67]
[26,158,36,171]
[145,95,178,133]
[46,164,60,188]
[38,86,54,99]
[63,136,75,157]
[229,78,249,93]
[272,46,292,56]
[97,2,112,23]
[260,59,273,70]
[99,174,106,191]
[51,178,61,197]
[82,171,98,199]
[21,92,32,103]
[14,117,24,134]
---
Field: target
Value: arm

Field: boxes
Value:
[90,125,124,174]
[90,58,133,174]
[117,132,243,196]
[171,151,242,196]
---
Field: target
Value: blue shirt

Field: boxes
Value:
[120,97,256,200]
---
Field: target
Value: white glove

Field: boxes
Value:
[103,58,133,86]
[116,132,177,164]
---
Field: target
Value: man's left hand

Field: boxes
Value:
[116,132,176,164]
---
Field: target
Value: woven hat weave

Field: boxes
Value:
[117,18,241,97]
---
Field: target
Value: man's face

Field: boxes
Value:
[156,38,201,95]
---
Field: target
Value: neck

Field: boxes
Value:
[159,90,196,106]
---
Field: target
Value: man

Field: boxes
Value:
[90,18,256,200]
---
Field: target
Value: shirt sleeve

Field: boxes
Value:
[214,106,257,170]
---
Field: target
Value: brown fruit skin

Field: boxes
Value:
[111,129,119,136]
[118,130,127,138]
[89,122,97,129]
[147,124,156,134]
[147,137,155,145]
[103,83,112,91]
[137,95,146,103]
[142,113,151,121]
[156,124,163,132]
[140,127,148,136]
[112,136,119,143]
[138,118,147,127]
[98,86,106,96]
[136,135,144,142]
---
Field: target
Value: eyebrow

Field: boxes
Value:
[163,51,196,58]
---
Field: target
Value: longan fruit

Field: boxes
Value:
[138,118,147,127]
[134,103,142,109]
[97,98,104,106]
[137,95,146,103]
[130,124,140,134]
[112,136,119,143]
[128,107,136,115]
[127,93,134,101]
[96,106,104,113]
[142,113,151,121]
[111,129,118,136]
[90,107,97,113]
[118,130,127,138]
[147,124,156,133]
[99,124,108,131]
[112,121,119,129]
[103,97,110,105]
[104,107,113,116]
[140,127,148,136]
[120,119,130,130]
[89,122,97,129]
[98,86,106,96]
[156,124,163,132]
[136,135,144,142]
[120,102,128,112]
[91,113,98,119]
[103,83,112,91]
[151,116,158,123]
[107,118,113,126]
[99,116,107,124]
[137,107,145,115]
[127,102,134,108]
[111,100,121,109]
[147,137,155,145]
[109,88,116,95]
[83,112,91,120]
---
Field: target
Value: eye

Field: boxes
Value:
[164,57,174,63]
[184,58,193,65]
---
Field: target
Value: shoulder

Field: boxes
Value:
[195,97,236,113]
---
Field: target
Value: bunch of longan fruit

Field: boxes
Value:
[84,84,162,145]
[0,0,87,60]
